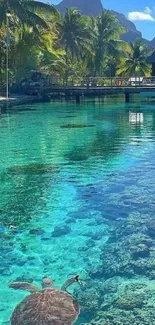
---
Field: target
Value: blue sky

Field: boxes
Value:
[51,0,155,40]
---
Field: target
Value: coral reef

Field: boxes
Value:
[75,212,155,325]
[52,225,71,237]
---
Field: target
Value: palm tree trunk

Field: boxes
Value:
[64,49,69,86]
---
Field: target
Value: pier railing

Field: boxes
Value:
[64,77,155,88]
[20,76,155,95]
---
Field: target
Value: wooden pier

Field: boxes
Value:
[21,76,155,102]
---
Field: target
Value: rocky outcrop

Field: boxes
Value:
[56,0,103,16]
[149,37,155,48]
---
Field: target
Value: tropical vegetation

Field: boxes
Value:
[117,40,151,77]
[0,0,152,91]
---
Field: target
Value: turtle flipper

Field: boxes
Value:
[8,282,39,293]
[61,275,81,291]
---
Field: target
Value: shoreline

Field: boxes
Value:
[0,95,44,112]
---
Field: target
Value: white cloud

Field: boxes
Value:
[144,7,152,14]
[128,11,155,22]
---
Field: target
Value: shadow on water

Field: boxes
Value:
[0,163,59,227]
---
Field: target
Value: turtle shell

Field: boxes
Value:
[10,288,80,325]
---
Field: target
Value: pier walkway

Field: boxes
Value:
[22,77,155,102]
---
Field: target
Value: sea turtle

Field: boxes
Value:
[8,275,82,325]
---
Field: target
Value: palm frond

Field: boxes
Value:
[23,10,49,30]
[0,5,6,26]
[25,1,58,15]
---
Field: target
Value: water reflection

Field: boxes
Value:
[129,112,144,126]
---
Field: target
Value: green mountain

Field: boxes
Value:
[55,0,144,43]
[56,0,103,16]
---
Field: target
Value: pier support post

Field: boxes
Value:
[125,92,130,103]
[76,94,80,104]
[42,94,51,102]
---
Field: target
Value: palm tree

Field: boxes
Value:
[0,0,58,90]
[88,11,127,77]
[117,39,151,77]
[8,23,63,85]
[9,26,43,83]
[59,8,91,60]
[0,0,57,32]
[58,8,91,83]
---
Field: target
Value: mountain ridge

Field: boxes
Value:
[55,0,154,45]
[56,0,103,16]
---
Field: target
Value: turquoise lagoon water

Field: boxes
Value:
[1,96,155,324]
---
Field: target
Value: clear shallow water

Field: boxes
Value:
[1,96,155,324]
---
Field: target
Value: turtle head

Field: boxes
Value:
[41,277,53,289]
[73,275,86,286]
[73,275,80,282]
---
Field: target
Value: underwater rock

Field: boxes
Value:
[91,233,103,241]
[29,227,45,235]
[43,257,53,265]
[41,235,51,241]
[78,240,96,252]
[87,221,97,226]
[0,242,15,254]
[16,258,27,266]
[0,225,7,235]
[84,306,151,325]
[67,210,88,220]
[97,321,117,325]
[131,257,155,275]
[20,243,28,252]
[99,278,120,296]
[148,270,155,280]
[7,163,59,175]
[84,229,106,240]
[85,239,96,248]
[0,266,12,276]
[131,243,150,259]
[84,231,94,238]
[13,274,34,283]
[27,256,36,261]
[65,218,76,224]
[80,322,116,325]
[146,220,155,238]
[75,287,100,316]
[115,214,147,238]
[127,233,153,248]
[97,244,133,278]
[51,225,71,237]
[95,216,105,225]
[60,124,95,129]
[78,246,89,252]
[115,293,144,310]
[65,149,89,162]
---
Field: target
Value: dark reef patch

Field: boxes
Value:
[6,163,59,175]
[60,124,95,129]
[74,212,155,325]
[51,225,71,237]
